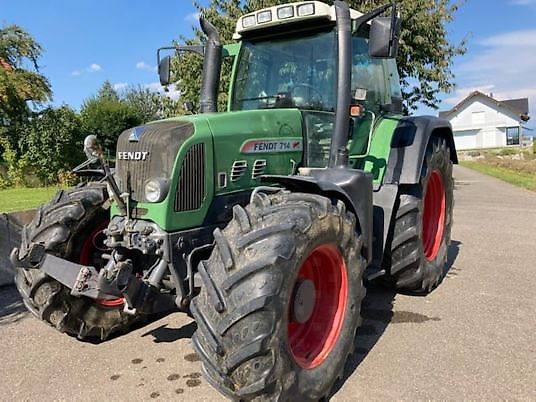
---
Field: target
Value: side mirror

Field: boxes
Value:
[369,16,401,58]
[83,135,102,160]
[158,55,171,86]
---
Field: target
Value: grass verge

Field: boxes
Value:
[0,186,61,213]
[460,161,536,192]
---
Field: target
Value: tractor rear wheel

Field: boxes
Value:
[191,191,366,401]
[384,137,454,293]
[14,183,139,341]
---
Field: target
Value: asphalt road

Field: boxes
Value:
[0,165,535,401]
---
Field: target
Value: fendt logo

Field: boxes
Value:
[129,126,146,142]
[117,151,149,161]
[241,139,302,154]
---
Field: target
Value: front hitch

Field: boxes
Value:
[11,244,175,314]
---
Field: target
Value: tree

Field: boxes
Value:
[0,25,52,145]
[173,0,465,112]
[80,81,142,155]
[21,106,85,183]
[122,85,183,122]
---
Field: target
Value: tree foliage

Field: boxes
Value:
[21,106,85,183]
[80,81,142,155]
[173,0,465,112]
[0,24,52,145]
[122,85,183,122]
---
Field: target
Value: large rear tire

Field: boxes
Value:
[14,183,139,341]
[191,191,366,401]
[383,137,454,293]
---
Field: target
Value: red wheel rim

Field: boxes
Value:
[79,220,124,307]
[422,170,446,261]
[288,244,348,369]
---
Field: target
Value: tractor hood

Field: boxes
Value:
[112,109,304,232]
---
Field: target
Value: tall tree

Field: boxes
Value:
[0,24,52,146]
[122,85,183,122]
[81,82,142,155]
[172,0,465,112]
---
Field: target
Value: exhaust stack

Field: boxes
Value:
[199,17,222,114]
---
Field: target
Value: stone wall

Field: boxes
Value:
[0,210,35,286]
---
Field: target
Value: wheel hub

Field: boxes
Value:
[288,244,348,369]
[292,279,316,324]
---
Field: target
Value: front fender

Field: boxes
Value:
[263,167,373,263]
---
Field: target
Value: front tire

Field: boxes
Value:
[191,192,366,401]
[14,183,139,341]
[383,137,454,293]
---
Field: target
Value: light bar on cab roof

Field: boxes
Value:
[234,1,362,39]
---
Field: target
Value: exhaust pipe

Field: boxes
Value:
[199,17,222,114]
[329,0,352,168]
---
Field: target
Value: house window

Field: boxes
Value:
[506,127,520,145]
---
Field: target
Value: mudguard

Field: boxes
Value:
[384,116,458,185]
[263,167,373,263]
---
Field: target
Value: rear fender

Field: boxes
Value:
[262,167,373,263]
[384,116,457,185]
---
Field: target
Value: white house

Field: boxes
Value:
[438,91,530,151]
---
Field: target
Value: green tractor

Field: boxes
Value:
[12,1,456,400]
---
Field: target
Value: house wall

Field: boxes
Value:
[447,98,521,150]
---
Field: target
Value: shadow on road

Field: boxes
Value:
[330,239,461,398]
[141,321,197,343]
[0,285,27,325]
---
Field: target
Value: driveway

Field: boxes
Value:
[0,165,534,400]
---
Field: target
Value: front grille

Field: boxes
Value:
[115,121,194,202]
[252,159,267,179]
[175,143,206,212]
[231,160,247,182]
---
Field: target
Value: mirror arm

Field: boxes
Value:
[353,3,392,32]
[156,45,205,66]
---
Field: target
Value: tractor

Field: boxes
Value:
[11,1,456,400]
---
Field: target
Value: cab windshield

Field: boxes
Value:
[231,30,337,112]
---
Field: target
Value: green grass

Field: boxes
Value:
[0,186,62,213]
[460,161,536,192]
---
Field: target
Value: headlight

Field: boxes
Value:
[242,15,256,28]
[257,10,272,24]
[144,178,170,203]
[297,3,315,17]
[277,6,294,19]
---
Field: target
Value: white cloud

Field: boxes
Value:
[113,82,129,91]
[449,29,536,117]
[71,63,103,76]
[136,61,156,72]
[184,12,201,23]
[144,82,181,100]
[88,63,102,72]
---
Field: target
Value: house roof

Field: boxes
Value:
[439,91,530,122]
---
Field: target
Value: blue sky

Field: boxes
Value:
[2,0,536,127]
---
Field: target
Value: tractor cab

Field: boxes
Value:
[231,1,403,167]
[229,2,402,167]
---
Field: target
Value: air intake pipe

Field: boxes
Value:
[199,17,222,114]
[329,0,352,168]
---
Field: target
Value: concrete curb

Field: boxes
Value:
[0,210,35,286]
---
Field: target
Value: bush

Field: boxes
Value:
[81,95,142,155]
[21,106,85,184]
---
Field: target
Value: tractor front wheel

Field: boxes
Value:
[14,183,139,341]
[191,192,366,401]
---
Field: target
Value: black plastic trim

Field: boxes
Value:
[263,167,373,263]
[384,116,458,185]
